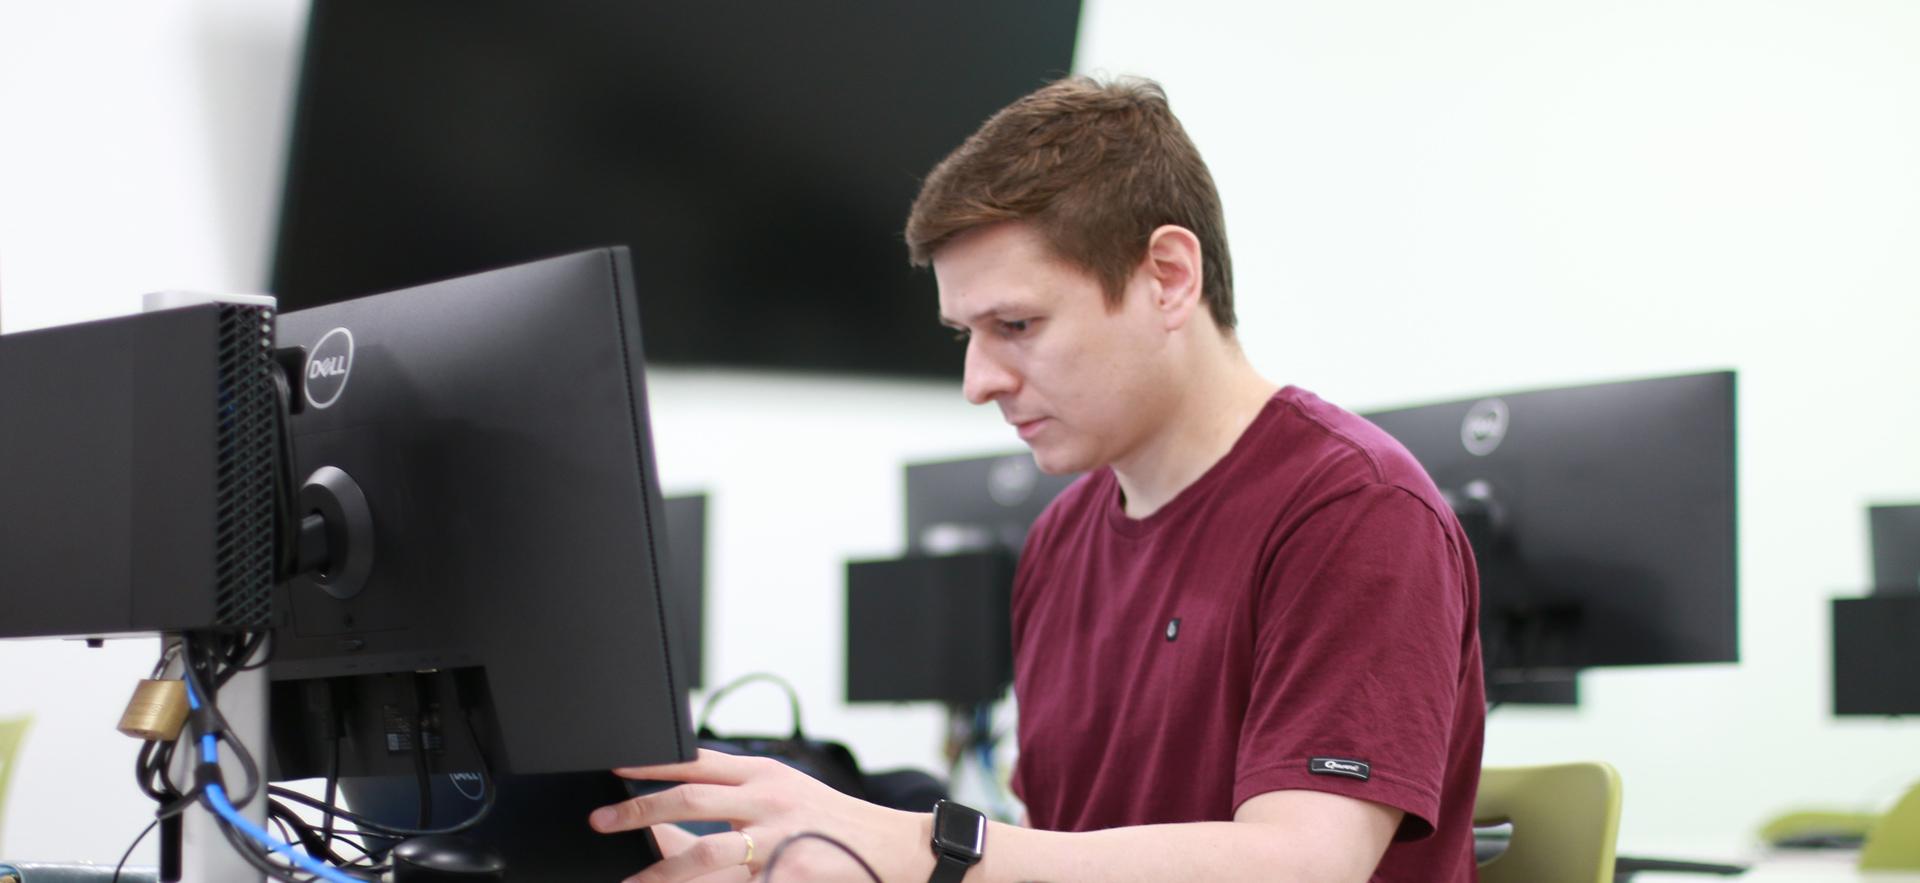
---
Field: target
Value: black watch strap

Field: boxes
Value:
[929,852,975,883]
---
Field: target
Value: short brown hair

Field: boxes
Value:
[905,75,1235,331]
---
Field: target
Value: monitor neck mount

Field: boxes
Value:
[291,465,375,601]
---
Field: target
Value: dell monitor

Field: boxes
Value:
[1362,371,1739,705]
[904,452,1077,555]
[267,248,696,873]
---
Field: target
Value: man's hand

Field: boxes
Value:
[590,749,932,883]
[644,824,750,883]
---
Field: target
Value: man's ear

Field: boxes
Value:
[1142,225,1205,332]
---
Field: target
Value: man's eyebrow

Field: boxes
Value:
[938,303,1020,329]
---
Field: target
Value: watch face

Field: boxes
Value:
[934,801,986,861]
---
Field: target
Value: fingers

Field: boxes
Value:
[592,783,766,833]
[650,822,701,855]
[622,829,760,883]
[639,824,751,882]
[614,748,763,785]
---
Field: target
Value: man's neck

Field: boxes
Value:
[1111,353,1278,520]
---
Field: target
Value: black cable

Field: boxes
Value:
[322,720,341,852]
[269,797,392,875]
[180,635,263,809]
[110,819,158,883]
[271,365,300,582]
[232,629,274,673]
[762,832,884,883]
[175,632,383,883]
[411,674,434,829]
[270,814,297,851]
[268,775,493,840]
[216,630,272,683]
[136,738,176,804]
[217,815,311,883]
[266,707,497,839]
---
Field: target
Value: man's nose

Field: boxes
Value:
[962,337,1018,405]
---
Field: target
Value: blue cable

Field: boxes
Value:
[204,781,362,883]
[183,668,364,883]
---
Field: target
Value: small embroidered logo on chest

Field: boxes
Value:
[1165,617,1181,642]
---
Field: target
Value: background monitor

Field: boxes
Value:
[1832,595,1920,716]
[268,248,696,786]
[663,493,707,690]
[904,453,1079,555]
[845,453,1076,706]
[270,0,1082,379]
[1868,504,1920,594]
[1362,371,1739,704]
[845,551,1015,705]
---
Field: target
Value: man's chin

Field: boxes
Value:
[1026,443,1090,476]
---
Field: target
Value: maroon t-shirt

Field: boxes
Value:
[1009,386,1484,882]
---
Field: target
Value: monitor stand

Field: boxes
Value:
[166,652,270,882]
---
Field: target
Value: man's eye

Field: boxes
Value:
[951,328,971,343]
[999,319,1030,335]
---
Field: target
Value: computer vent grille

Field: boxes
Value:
[213,304,279,627]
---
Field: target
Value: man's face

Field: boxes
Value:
[935,222,1172,475]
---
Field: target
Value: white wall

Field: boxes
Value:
[0,0,312,864]
[2,0,1918,865]
[1077,0,1920,853]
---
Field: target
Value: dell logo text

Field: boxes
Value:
[308,356,348,379]
[1460,398,1509,457]
[305,327,355,410]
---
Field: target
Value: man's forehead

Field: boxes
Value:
[933,226,1077,323]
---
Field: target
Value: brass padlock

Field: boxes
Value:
[118,678,190,742]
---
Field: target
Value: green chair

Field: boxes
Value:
[1473,762,1623,883]
[1860,780,1920,870]
[0,715,29,854]
[1758,809,1878,847]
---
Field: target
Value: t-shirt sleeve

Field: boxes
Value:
[1234,482,1471,841]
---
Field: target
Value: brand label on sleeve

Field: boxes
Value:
[1309,757,1372,781]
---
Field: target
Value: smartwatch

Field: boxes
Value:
[928,799,986,883]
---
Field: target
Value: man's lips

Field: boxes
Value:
[1012,417,1049,440]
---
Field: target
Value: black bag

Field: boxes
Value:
[694,674,949,812]
[695,673,871,801]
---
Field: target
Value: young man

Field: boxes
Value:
[592,76,1484,883]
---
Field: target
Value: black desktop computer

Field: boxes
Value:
[1362,371,1739,705]
[0,301,280,637]
[844,453,1076,706]
[1830,504,1920,717]
[1832,595,1920,716]
[845,550,1016,705]
[2,249,695,879]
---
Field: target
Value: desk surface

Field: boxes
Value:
[1629,852,1920,882]
[1618,838,1920,882]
